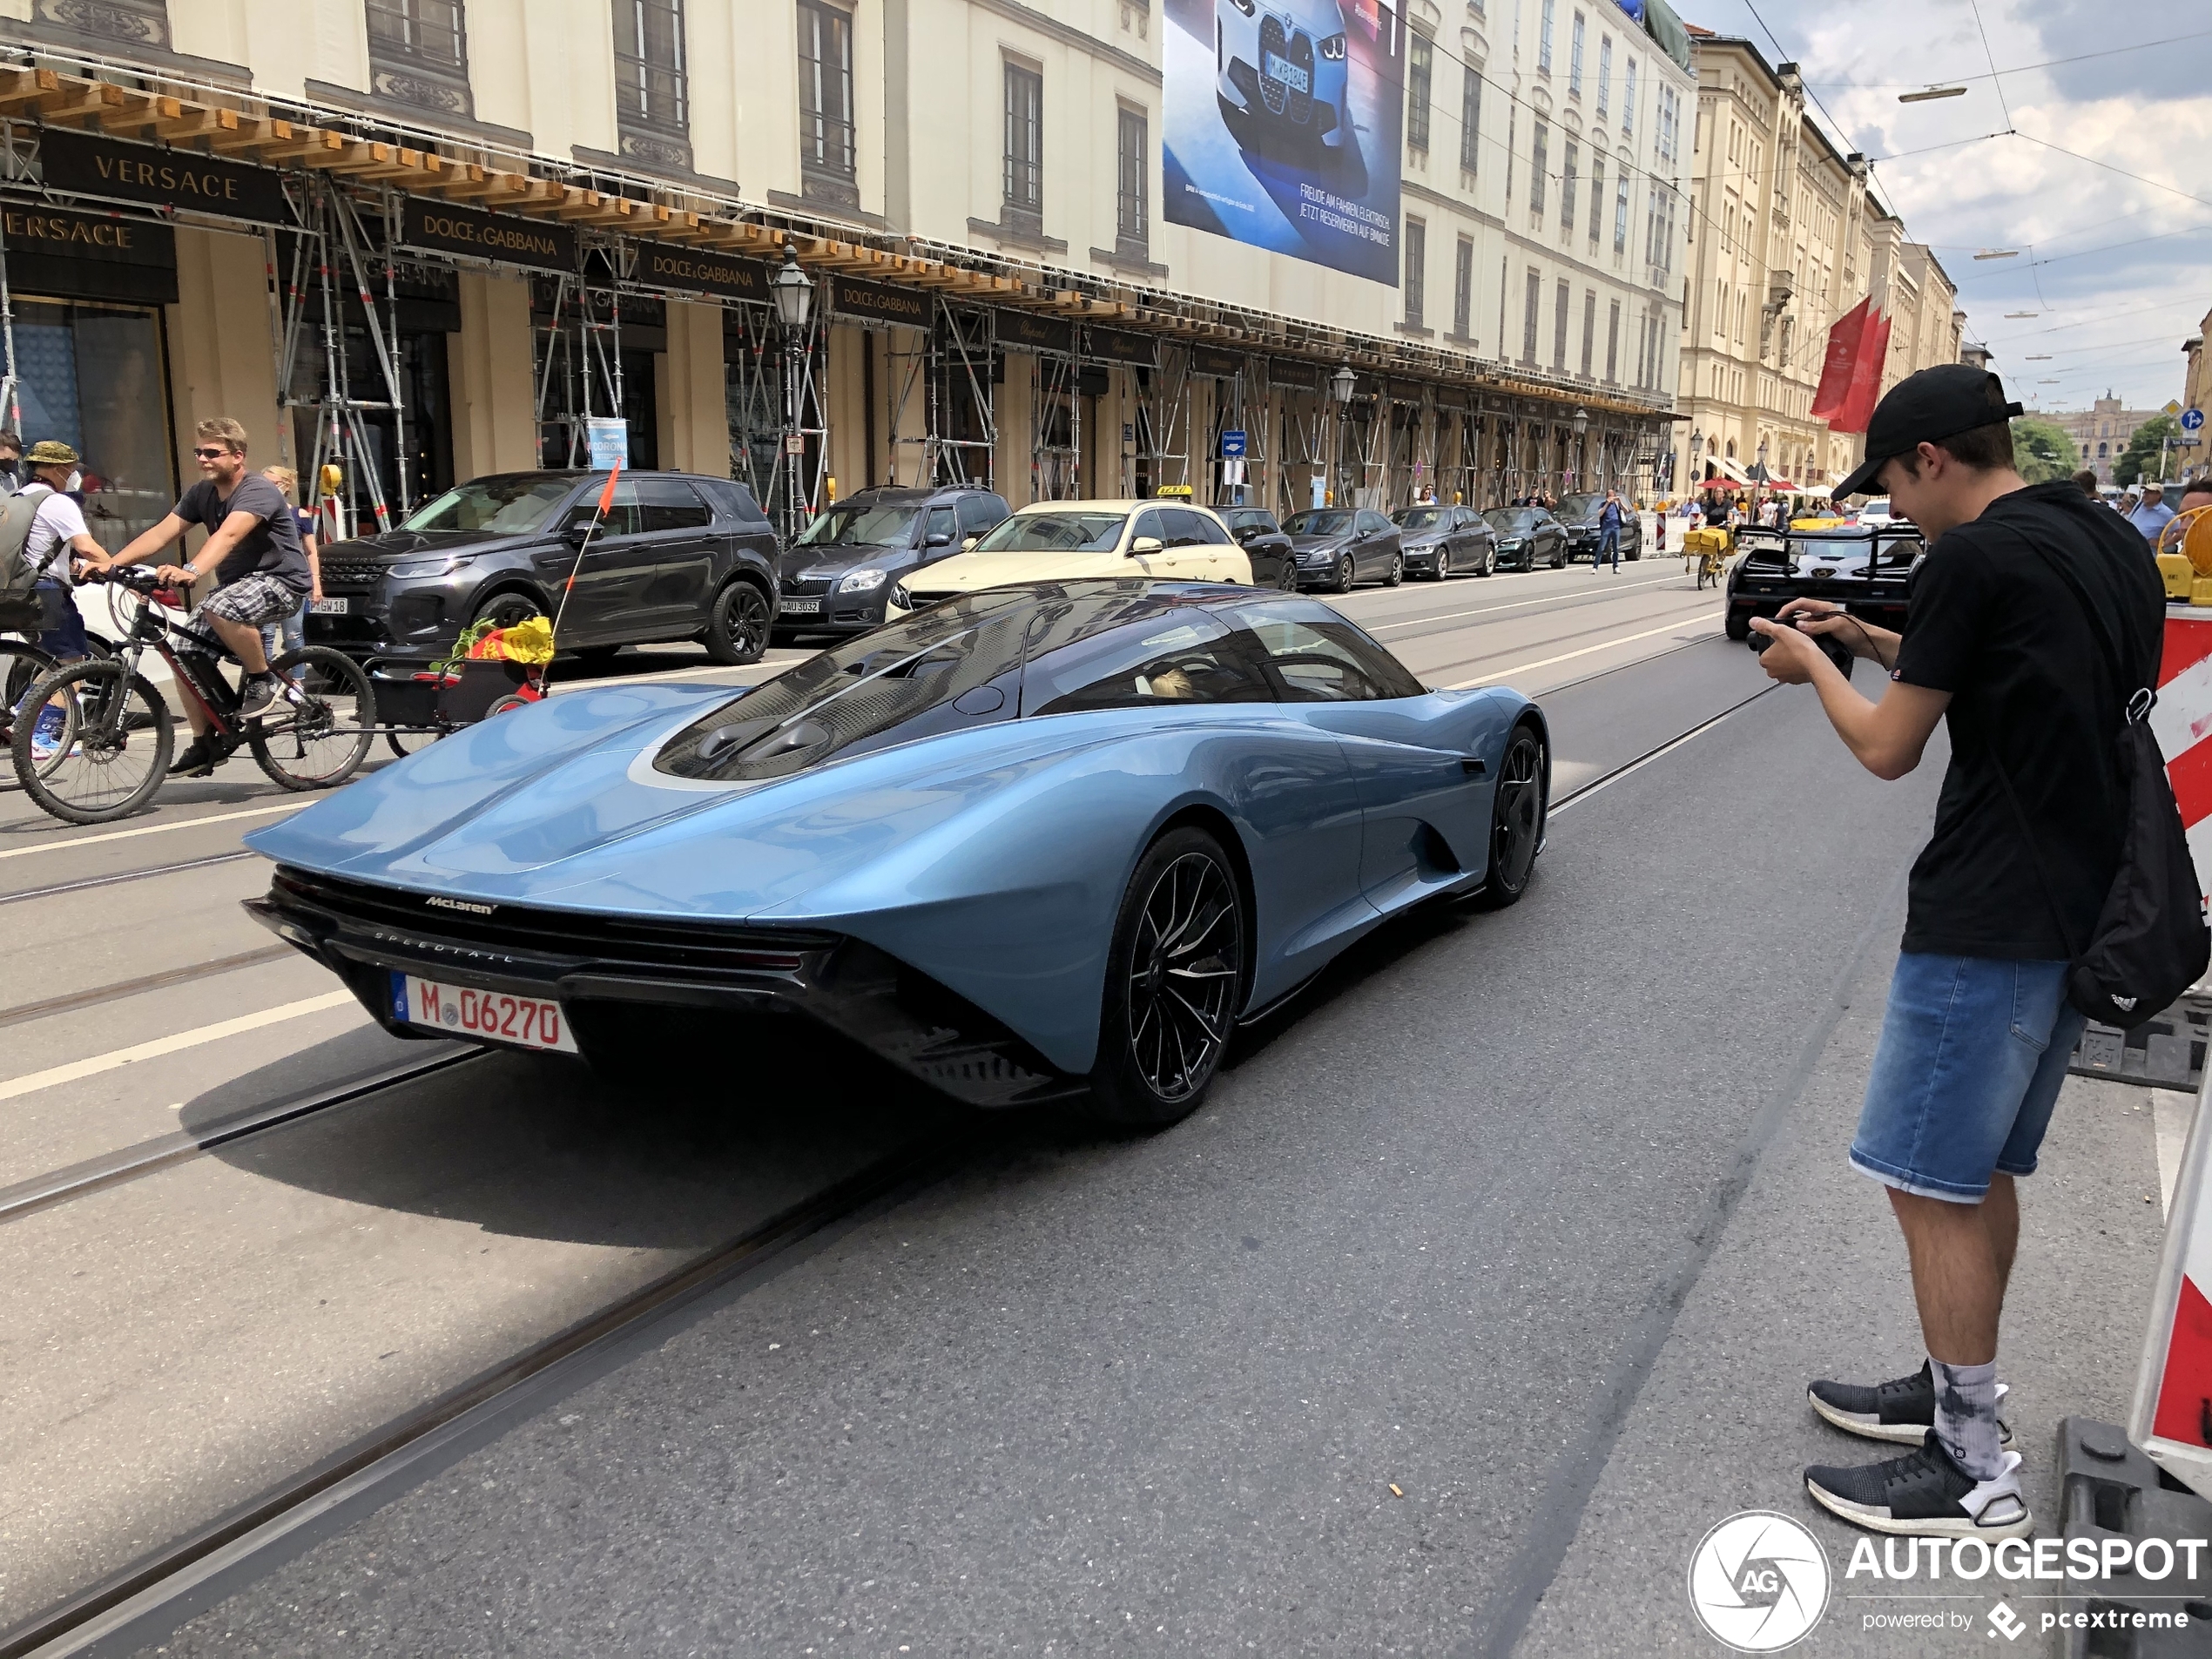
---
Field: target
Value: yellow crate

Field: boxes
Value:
[2191,575,2212,608]
[2161,554,2196,599]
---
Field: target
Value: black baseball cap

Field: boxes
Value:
[1831,364,2024,502]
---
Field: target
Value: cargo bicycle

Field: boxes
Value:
[9,565,377,824]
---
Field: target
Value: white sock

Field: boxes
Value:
[1931,1356,2003,1480]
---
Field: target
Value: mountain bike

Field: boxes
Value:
[9,566,377,824]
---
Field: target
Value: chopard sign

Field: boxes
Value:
[398,197,576,271]
[425,896,498,916]
[38,129,291,225]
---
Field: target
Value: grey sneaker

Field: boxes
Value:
[1809,1359,2012,1447]
[237,672,280,718]
[1805,1433,2031,1540]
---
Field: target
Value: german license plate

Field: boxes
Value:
[1264,52,1311,91]
[392,972,577,1053]
[780,597,821,615]
[309,597,350,615]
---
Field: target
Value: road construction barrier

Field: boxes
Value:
[2054,1417,2212,1656]
[2131,1057,2212,1502]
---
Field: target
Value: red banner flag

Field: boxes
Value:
[597,463,623,516]
[1811,298,1871,421]
[1835,308,1892,435]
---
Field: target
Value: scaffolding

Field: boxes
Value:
[1276,379,1328,519]
[276,175,408,541]
[1028,335,1082,502]
[1133,343,1191,500]
[1203,355,1268,507]
[531,265,627,473]
[881,296,995,491]
[723,297,827,536]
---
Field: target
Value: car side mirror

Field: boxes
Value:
[925,531,953,548]
[560,522,591,549]
[1130,536,1164,555]
[960,534,979,550]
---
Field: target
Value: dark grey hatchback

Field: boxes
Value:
[773,485,1008,642]
[308,471,781,667]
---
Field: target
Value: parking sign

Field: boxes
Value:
[1221,429,1246,458]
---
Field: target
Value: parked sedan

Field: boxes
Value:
[774,484,1008,643]
[888,500,1251,610]
[1554,493,1642,563]
[1218,506,1299,590]
[1480,507,1569,570]
[308,470,779,667]
[1283,508,1404,591]
[1392,503,1497,578]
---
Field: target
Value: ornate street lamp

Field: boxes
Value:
[1329,361,1356,505]
[771,246,815,541]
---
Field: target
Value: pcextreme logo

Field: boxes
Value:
[1688,1511,1831,1651]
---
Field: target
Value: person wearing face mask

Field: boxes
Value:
[17,440,106,765]
[0,430,24,496]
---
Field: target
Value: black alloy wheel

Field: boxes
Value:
[1552,538,1568,570]
[1475,723,1547,909]
[1384,551,1403,588]
[1277,554,1299,591]
[1087,826,1248,1127]
[1427,546,1449,580]
[705,580,772,665]
[470,590,543,635]
[1333,552,1356,593]
[1478,545,1496,577]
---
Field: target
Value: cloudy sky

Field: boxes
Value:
[1677,0,2210,418]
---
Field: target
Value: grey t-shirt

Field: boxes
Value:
[175,474,311,593]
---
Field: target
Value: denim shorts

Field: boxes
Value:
[33,579,89,660]
[1851,953,2087,1204]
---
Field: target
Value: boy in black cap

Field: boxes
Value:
[1751,365,2164,1539]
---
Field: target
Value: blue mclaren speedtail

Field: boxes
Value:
[246,580,1548,1125]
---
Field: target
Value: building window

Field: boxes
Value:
[1404,219,1426,327]
[612,0,690,168]
[1004,63,1043,217]
[1588,156,1604,242]
[366,0,473,117]
[1453,236,1474,339]
[1459,64,1481,173]
[1554,279,1570,370]
[1529,121,1548,216]
[1656,84,1680,169]
[1614,173,1629,253]
[1605,299,1620,383]
[797,0,856,191]
[1116,107,1148,245]
[1581,290,1596,377]
[1595,35,1611,120]
[1523,268,1541,364]
[1406,34,1433,152]
[1621,57,1636,137]
[1561,139,1578,231]
[1568,10,1585,97]
[1538,0,1554,74]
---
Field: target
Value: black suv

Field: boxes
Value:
[775,485,1008,641]
[308,471,781,667]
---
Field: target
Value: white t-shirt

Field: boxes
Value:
[20,484,90,586]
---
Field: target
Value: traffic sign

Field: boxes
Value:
[1221,429,1247,458]
[2182,408,2205,434]
[2166,401,2184,416]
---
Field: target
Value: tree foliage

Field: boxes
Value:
[2010,417,2080,485]
[2114,415,2181,488]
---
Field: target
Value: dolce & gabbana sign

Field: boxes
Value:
[398,196,575,271]
[631,239,765,301]
[39,130,290,226]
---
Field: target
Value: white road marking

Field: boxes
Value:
[1447,613,1723,688]
[0,990,358,1102]
[0,801,307,862]
[1365,572,1682,631]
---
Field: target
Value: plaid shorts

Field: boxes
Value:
[198,571,306,630]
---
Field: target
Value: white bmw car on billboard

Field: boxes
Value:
[1215,0,1353,157]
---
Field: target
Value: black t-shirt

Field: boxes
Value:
[175,474,311,593]
[1892,480,2166,959]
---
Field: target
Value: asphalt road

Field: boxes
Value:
[13,560,2158,1656]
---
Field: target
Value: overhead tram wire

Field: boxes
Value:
[1797,28,2212,91]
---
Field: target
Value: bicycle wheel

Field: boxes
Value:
[1,640,58,752]
[10,658,172,824]
[250,646,376,790]
[387,728,441,759]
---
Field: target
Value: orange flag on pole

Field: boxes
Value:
[597,462,622,516]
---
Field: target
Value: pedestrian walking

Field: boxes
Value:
[257,466,322,683]
[12,440,106,765]
[1595,489,1625,573]
[2127,480,2175,543]
[83,418,314,777]
[1750,366,2164,1541]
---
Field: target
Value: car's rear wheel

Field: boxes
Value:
[704,580,771,665]
[1475,723,1547,909]
[1085,826,1247,1128]
[1478,546,1495,577]
[1724,611,1752,641]
[1332,553,1355,593]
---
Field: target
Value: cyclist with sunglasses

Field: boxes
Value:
[83,417,313,776]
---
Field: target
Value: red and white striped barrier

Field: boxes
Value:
[2152,615,2212,904]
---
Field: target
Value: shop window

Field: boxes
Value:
[9,299,175,554]
[366,0,474,118]
[797,0,857,202]
[613,0,691,172]
[1004,64,1043,223]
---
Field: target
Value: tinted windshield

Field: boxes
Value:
[1283,510,1353,535]
[797,499,923,548]
[1394,508,1447,529]
[1226,510,1275,532]
[655,590,1035,782]
[402,475,571,536]
[1483,509,1538,531]
[972,510,1127,553]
